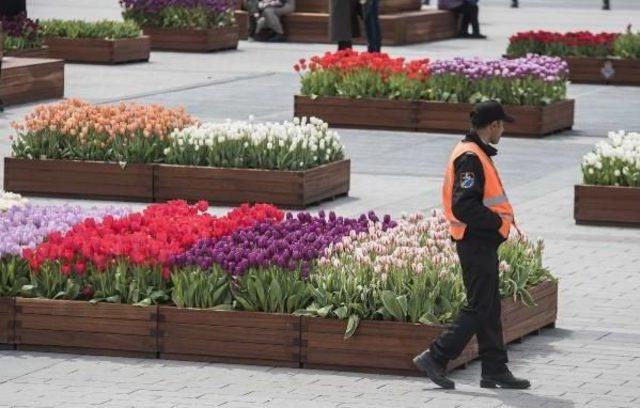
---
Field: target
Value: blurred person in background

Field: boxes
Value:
[438,0,486,39]
[330,0,381,52]
[245,0,295,42]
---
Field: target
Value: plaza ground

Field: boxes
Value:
[1,1,640,407]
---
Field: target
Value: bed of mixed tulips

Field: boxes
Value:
[507,26,640,59]
[0,194,555,337]
[582,131,640,187]
[296,50,568,106]
[10,100,345,171]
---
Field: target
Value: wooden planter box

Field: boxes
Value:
[154,160,351,208]
[565,57,640,86]
[502,280,558,343]
[574,184,640,227]
[5,46,49,58]
[294,96,575,137]
[414,99,575,137]
[14,298,158,358]
[0,298,15,349]
[301,281,557,375]
[142,26,239,52]
[43,36,151,64]
[301,318,478,375]
[4,158,154,202]
[159,308,301,367]
[0,57,64,107]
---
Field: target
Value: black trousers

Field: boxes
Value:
[362,0,381,52]
[452,3,480,35]
[430,237,508,375]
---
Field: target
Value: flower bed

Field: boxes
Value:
[120,0,239,52]
[5,101,350,206]
[1,13,48,57]
[157,118,350,207]
[506,28,640,85]
[0,199,557,368]
[0,197,129,349]
[40,19,151,64]
[575,131,640,226]
[293,51,574,137]
[5,99,193,201]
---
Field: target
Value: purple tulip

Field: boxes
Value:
[170,211,397,277]
[430,55,568,82]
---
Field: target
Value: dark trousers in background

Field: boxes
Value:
[363,0,381,52]
[429,238,508,375]
[453,3,480,35]
[335,0,381,53]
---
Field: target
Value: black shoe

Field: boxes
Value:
[469,33,487,39]
[481,370,531,389]
[266,34,287,42]
[456,32,471,38]
[412,351,455,389]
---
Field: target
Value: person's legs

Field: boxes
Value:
[475,256,508,375]
[451,4,470,36]
[363,0,381,52]
[260,7,282,35]
[429,239,500,365]
[337,41,352,50]
[263,0,295,35]
[469,4,482,36]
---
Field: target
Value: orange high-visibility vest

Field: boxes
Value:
[442,141,514,240]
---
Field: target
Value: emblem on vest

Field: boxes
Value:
[601,60,615,80]
[460,172,475,189]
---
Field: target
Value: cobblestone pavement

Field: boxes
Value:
[1,1,640,407]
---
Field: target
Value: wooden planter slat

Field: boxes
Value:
[142,26,239,52]
[4,158,154,202]
[0,298,15,348]
[301,318,477,374]
[18,314,153,336]
[3,158,349,207]
[0,57,64,107]
[14,298,158,357]
[574,184,640,226]
[294,96,575,137]
[155,160,350,208]
[565,57,640,86]
[159,307,300,366]
[43,36,151,64]
[5,47,50,58]
[294,96,416,131]
[301,281,557,375]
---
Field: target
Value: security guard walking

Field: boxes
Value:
[413,101,531,390]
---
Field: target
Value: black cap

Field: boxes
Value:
[470,100,515,128]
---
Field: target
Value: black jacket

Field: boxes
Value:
[451,133,505,247]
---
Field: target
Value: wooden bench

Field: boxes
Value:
[235,7,457,45]
[0,57,65,107]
